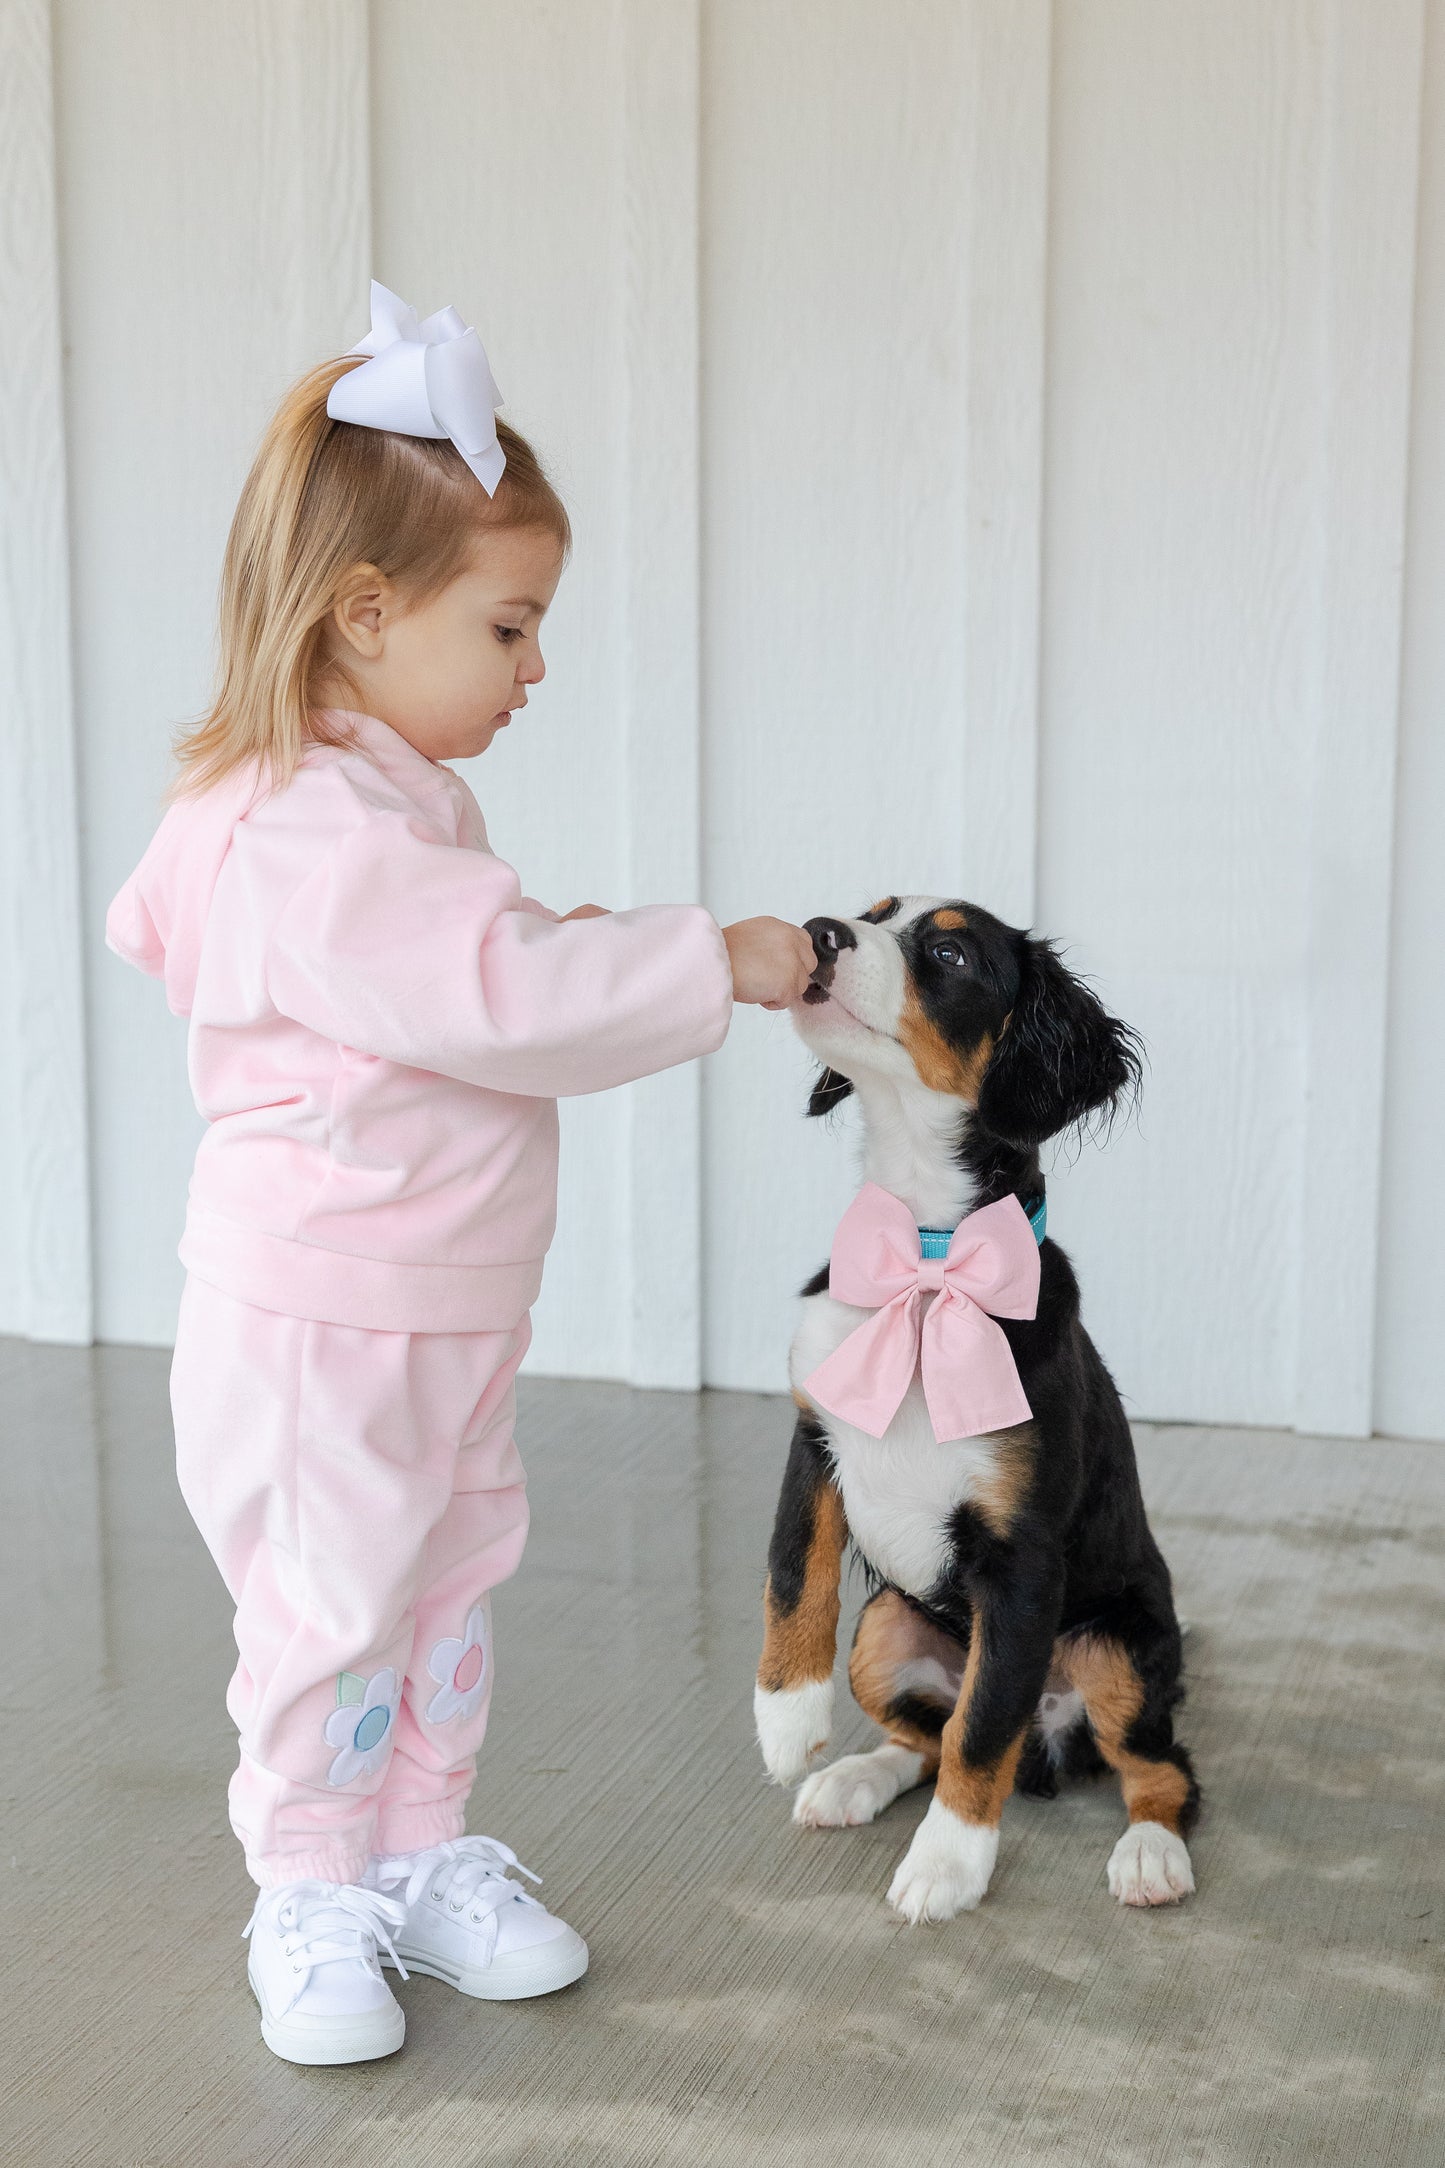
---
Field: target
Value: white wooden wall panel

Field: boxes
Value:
[1377,0,1445,1443]
[1037,0,1331,1430]
[700,0,1049,1392]
[10,0,1444,1442]
[1295,0,1424,1436]
[0,0,92,1343]
[56,0,369,1347]
[1037,0,1424,1436]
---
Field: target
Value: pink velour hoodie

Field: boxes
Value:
[106,710,733,1332]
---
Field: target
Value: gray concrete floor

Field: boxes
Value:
[1,1338,1442,2168]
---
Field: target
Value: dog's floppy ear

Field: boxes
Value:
[807,1066,855,1118]
[975,939,1141,1149]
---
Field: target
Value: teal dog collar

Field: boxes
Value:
[918,1194,1046,1260]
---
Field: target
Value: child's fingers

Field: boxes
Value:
[766,925,815,1007]
[722,916,819,1006]
[766,935,814,1006]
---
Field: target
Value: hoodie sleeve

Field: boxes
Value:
[266,808,733,1096]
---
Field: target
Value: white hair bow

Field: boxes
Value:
[326,280,507,495]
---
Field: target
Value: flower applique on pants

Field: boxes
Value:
[170,1277,530,1889]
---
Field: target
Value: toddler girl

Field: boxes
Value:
[107,284,813,2066]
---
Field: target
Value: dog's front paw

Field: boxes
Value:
[886,1799,998,1924]
[754,1679,833,1786]
[1107,1821,1195,1906]
[794,1743,927,1828]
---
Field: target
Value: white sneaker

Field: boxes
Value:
[243,1880,408,2065]
[369,1836,589,2000]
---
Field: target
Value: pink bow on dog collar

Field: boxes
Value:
[804,1184,1041,1442]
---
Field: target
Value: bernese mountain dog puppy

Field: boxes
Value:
[753,895,1199,1923]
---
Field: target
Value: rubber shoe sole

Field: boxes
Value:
[249,1955,406,2065]
[384,1925,589,2001]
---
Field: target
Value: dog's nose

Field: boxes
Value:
[805,917,857,963]
[803,917,857,1001]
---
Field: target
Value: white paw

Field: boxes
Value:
[793,1744,927,1828]
[886,1798,998,1924]
[754,1679,833,1786]
[1107,1821,1195,1907]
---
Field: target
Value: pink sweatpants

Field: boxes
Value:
[170,1276,531,1888]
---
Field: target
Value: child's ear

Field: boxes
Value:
[975,940,1142,1149]
[329,562,390,658]
[807,1066,854,1118]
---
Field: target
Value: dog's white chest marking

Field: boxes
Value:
[790,1292,1009,1600]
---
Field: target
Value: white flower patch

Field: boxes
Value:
[424,1601,491,1725]
[323,1665,401,1787]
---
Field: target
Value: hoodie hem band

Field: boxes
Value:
[179,1209,542,1333]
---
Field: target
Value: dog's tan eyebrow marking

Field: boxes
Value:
[862,896,900,923]
[933,907,967,930]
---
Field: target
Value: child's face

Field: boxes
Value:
[323,526,565,763]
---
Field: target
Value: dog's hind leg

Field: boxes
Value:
[1059,1622,1200,1907]
[794,1591,956,1828]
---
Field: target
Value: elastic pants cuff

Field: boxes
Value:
[246,1847,374,1892]
[373,1800,469,1859]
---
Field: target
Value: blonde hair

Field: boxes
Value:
[172,355,570,795]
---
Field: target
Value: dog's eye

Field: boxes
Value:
[932,941,963,966]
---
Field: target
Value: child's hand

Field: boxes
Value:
[723,918,817,1010]
[561,904,611,920]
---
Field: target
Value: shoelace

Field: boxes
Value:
[244,1879,410,1982]
[373,1835,543,1948]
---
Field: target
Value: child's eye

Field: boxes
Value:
[494,625,523,644]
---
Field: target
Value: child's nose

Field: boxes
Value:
[520,648,546,686]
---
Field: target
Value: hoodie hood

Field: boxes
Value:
[105,770,262,1017]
